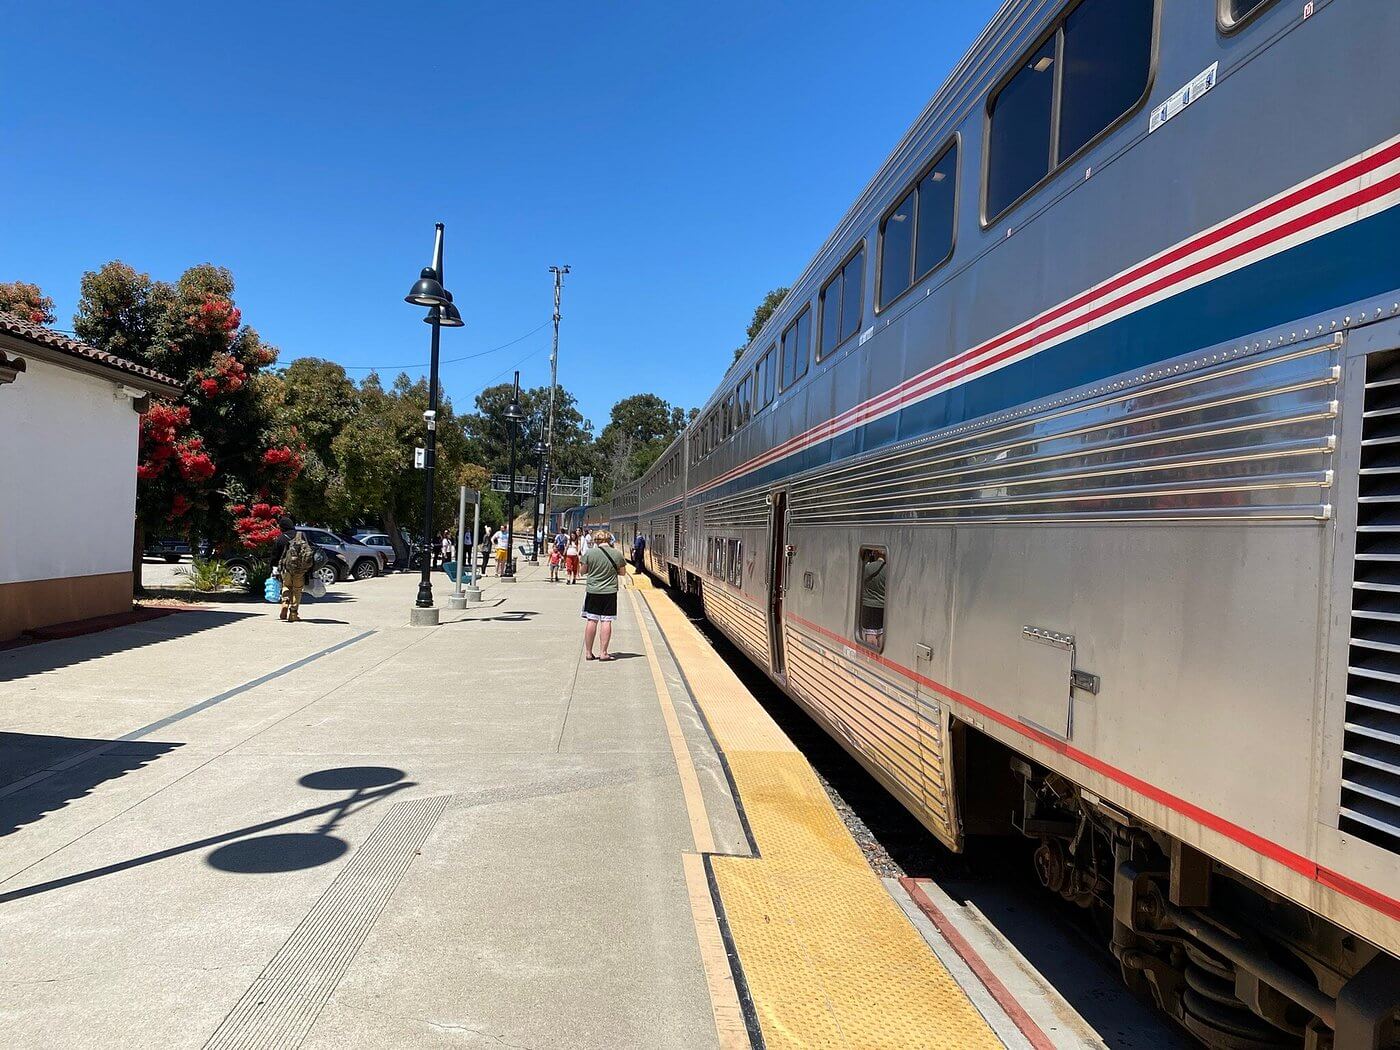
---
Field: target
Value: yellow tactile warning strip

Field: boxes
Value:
[637,583,1003,1050]
[627,581,748,1048]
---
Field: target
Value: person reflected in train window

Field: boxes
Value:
[857,546,887,651]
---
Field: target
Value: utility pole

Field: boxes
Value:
[542,265,570,536]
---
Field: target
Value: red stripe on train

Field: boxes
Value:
[781,610,1400,924]
[690,141,1400,499]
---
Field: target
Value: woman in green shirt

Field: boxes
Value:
[581,530,626,661]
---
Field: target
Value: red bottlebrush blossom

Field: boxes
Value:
[231,500,285,551]
[229,504,247,515]
[190,296,241,335]
[168,493,193,520]
[176,440,215,482]
[29,310,45,324]
[199,378,219,397]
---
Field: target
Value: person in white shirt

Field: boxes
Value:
[491,528,508,576]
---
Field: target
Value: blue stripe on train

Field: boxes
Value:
[696,204,1400,506]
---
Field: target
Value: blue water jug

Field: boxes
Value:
[265,576,282,603]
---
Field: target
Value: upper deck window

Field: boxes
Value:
[780,306,811,390]
[735,371,753,428]
[819,247,865,359]
[879,143,958,310]
[986,0,1153,222]
[757,344,776,409]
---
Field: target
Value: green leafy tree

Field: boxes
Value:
[733,286,790,363]
[327,371,468,559]
[0,280,56,324]
[265,358,357,524]
[72,262,172,359]
[597,393,686,488]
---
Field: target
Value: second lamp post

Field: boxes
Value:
[501,372,525,578]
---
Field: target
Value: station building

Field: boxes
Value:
[0,312,181,641]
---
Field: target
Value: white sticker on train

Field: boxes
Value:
[1149,61,1218,133]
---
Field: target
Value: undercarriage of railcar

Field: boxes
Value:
[957,728,1400,1050]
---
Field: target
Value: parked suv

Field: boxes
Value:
[312,529,388,580]
[221,527,347,591]
[351,531,399,570]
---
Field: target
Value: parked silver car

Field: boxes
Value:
[310,529,388,580]
[351,531,399,570]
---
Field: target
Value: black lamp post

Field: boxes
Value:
[528,439,546,564]
[404,223,463,612]
[502,372,525,578]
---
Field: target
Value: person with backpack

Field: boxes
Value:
[274,516,316,623]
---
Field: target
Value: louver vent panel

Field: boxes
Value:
[1343,348,1400,852]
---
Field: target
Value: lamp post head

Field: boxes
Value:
[405,267,448,307]
[504,399,525,424]
[425,290,464,327]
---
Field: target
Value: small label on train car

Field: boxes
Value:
[1149,62,1218,133]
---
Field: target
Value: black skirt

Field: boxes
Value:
[581,591,618,620]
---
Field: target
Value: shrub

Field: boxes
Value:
[180,557,235,592]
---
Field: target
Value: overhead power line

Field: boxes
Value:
[341,320,551,371]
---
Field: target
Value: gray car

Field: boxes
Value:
[308,528,387,580]
[351,531,399,570]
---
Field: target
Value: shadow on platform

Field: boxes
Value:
[0,608,255,682]
[0,731,183,837]
[0,765,412,903]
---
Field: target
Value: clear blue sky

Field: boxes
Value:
[1,1,1000,429]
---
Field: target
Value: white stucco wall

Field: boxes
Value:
[0,357,140,585]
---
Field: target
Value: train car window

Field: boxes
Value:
[1057,0,1152,161]
[987,36,1056,221]
[819,248,864,359]
[722,394,735,439]
[819,274,842,359]
[855,546,887,652]
[780,306,811,390]
[757,345,777,408]
[735,372,752,428]
[879,189,916,308]
[914,145,958,279]
[729,539,742,586]
[1220,0,1274,28]
[840,249,864,344]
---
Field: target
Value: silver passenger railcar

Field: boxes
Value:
[596,1,1400,1044]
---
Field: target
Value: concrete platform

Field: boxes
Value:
[0,565,1004,1049]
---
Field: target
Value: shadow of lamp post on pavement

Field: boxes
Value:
[0,766,412,904]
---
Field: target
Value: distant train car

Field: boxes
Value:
[597,2,1400,1045]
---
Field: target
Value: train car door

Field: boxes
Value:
[767,490,788,677]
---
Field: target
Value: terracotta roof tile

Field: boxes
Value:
[0,311,181,392]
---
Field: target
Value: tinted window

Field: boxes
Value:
[1058,0,1152,160]
[915,147,957,278]
[856,546,887,652]
[758,345,776,407]
[839,249,864,343]
[820,274,842,358]
[735,373,752,428]
[1224,0,1271,24]
[780,307,810,390]
[879,189,915,307]
[722,394,734,438]
[987,36,1056,219]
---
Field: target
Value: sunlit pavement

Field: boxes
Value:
[0,567,734,1048]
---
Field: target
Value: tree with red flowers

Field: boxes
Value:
[0,280,56,325]
[75,261,303,589]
